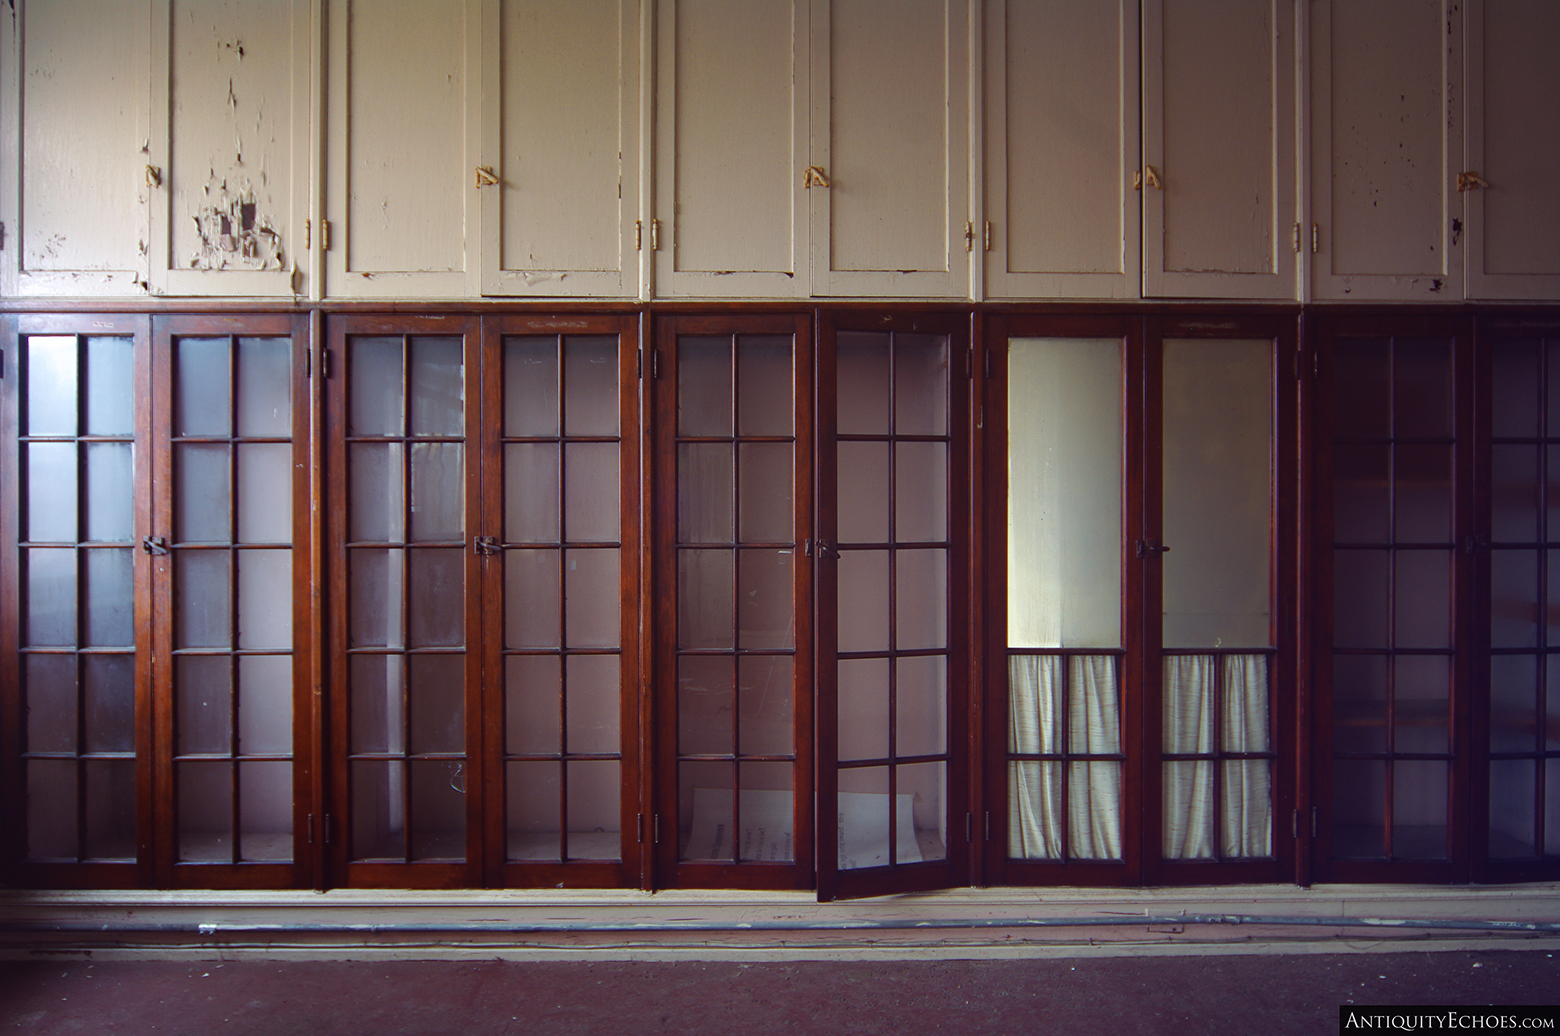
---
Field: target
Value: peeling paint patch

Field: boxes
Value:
[189,174,283,270]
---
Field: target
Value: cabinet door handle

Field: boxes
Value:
[1135,539,1170,559]
[475,165,499,188]
[804,165,831,188]
[1144,165,1163,190]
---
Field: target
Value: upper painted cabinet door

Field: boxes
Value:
[1464,0,1560,300]
[326,0,480,298]
[654,0,809,298]
[481,0,642,298]
[149,0,311,297]
[984,0,1139,300]
[1143,0,1296,300]
[1311,0,1462,300]
[810,0,970,298]
[3,0,153,297]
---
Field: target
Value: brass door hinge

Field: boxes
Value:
[1311,223,1320,254]
[1292,223,1301,253]
[321,220,333,251]
[964,221,974,252]
[650,219,660,251]
[983,220,992,251]
[304,220,310,249]
[635,220,642,251]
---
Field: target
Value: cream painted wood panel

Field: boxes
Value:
[481,0,639,297]
[810,0,969,297]
[984,0,1138,300]
[150,0,310,297]
[7,0,152,297]
[654,0,808,297]
[1143,0,1296,299]
[1311,0,1462,300]
[1464,0,1560,300]
[327,0,479,297]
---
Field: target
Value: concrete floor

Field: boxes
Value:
[1,951,1557,1035]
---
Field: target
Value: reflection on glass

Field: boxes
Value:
[505,654,561,754]
[238,760,293,862]
[505,443,560,542]
[349,337,404,436]
[178,760,232,861]
[26,336,78,437]
[408,337,463,437]
[563,336,618,436]
[175,338,231,436]
[28,442,79,542]
[678,337,732,436]
[81,654,134,753]
[737,336,792,436]
[504,337,560,437]
[679,443,734,543]
[85,336,135,436]
[566,759,621,860]
[507,760,561,860]
[84,442,133,543]
[236,337,292,437]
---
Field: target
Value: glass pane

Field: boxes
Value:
[409,442,464,541]
[1491,340,1541,438]
[1333,654,1388,752]
[409,759,467,860]
[27,759,78,860]
[177,655,231,754]
[738,655,793,757]
[679,655,734,755]
[1550,339,1560,437]
[1067,655,1120,754]
[838,658,889,761]
[82,654,134,753]
[1008,655,1064,755]
[738,548,792,650]
[1332,339,1390,440]
[837,550,889,652]
[678,337,732,437]
[349,654,405,755]
[237,655,291,756]
[236,444,292,544]
[837,332,890,435]
[505,550,560,648]
[1332,443,1390,543]
[1222,654,1270,753]
[1333,758,1385,857]
[565,654,619,755]
[1395,550,1451,649]
[1491,445,1540,544]
[1332,550,1389,648]
[504,337,560,437]
[896,655,946,757]
[349,337,404,436]
[506,760,561,861]
[83,758,136,860]
[408,549,463,648]
[1549,550,1560,647]
[563,443,619,543]
[736,335,792,437]
[1547,446,1560,543]
[238,550,292,650]
[27,442,78,543]
[839,765,923,868]
[349,549,403,648]
[1007,338,1122,649]
[25,654,77,753]
[1163,759,1214,858]
[1548,760,1560,856]
[26,548,76,646]
[506,654,561,755]
[84,337,134,437]
[736,761,794,861]
[1393,759,1449,859]
[178,760,232,861]
[176,444,231,542]
[25,336,78,437]
[349,443,405,542]
[84,548,133,647]
[737,443,792,543]
[895,442,947,543]
[236,337,292,437]
[894,334,948,436]
[505,443,560,542]
[408,337,463,437]
[1008,760,1061,860]
[85,442,133,543]
[566,759,622,861]
[351,759,404,859]
[1393,654,1450,754]
[895,549,947,650]
[238,760,293,861]
[1491,550,1541,649]
[1162,655,1214,753]
[1489,759,1537,858]
[678,549,734,650]
[837,441,889,544]
[1162,339,1272,650]
[564,548,619,648]
[408,654,464,754]
[1490,654,1538,752]
[1547,656,1560,750]
[1221,759,1273,858]
[679,760,734,861]
[174,338,231,436]
[563,336,618,436]
[1394,444,1453,543]
[678,443,734,544]
[1393,339,1451,440]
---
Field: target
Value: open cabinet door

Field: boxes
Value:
[816,313,970,901]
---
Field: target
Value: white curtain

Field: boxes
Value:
[1162,654,1271,859]
[1009,655,1121,860]
[1162,655,1215,858]
[1221,654,1272,857]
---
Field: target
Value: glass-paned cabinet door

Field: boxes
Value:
[481,315,640,887]
[1318,316,1471,882]
[653,315,813,889]
[151,316,313,887]
[1145,319,1293,884]
[328,317,482,887]
[983,317,1137,887]
[817,314,967,900]
[3,317,149,886]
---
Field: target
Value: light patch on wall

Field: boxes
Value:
[190,173,282,270]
